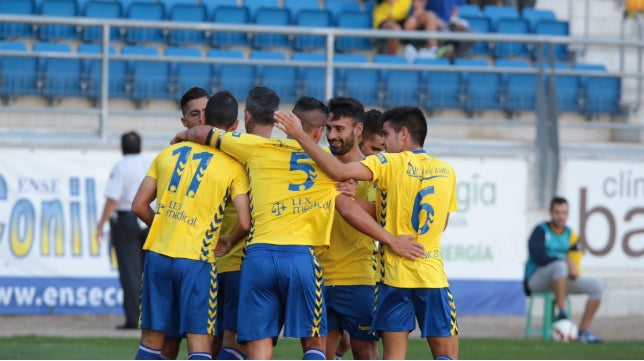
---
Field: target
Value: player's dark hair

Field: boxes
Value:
[245,86,280,126]
[205,91,238,129]
[293,96,329,133]
[180,87,209,115]
[380,106,427,147]
[327,96,364,126]
[121,131,141,155]
[362,109,384,140]
[550,196,568,211]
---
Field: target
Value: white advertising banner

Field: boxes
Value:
[563,159,644,269]
[442,157,528,280]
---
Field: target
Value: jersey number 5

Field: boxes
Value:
[288,152,316,191]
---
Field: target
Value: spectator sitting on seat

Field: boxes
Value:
[373,0,415,55]
[524,196,604,343]
[414,0,476,60]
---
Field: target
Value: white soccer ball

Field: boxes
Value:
[551,319,578,342]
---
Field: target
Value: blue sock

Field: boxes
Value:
[188,352,212,360]
[335,352,344,360]
[216,347,247,360]
[557,309,568,320]
[302,348,326,360]
[435,356,452,360]
[135,343,164,360]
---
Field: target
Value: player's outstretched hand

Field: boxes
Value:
[336,179,357,198]
[171,129,189,145]
[274,111,306,141]
[388,235,425,261]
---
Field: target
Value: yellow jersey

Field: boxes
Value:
[373,0,412,29]
[362,150,458,288]
[143,142,249,263]
[216,201,245,273]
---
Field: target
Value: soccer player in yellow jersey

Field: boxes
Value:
[132,91,251,360]
[214,86,280,360]
[275,105,459,360]
[172,97,425,360]
[321,97,379,360]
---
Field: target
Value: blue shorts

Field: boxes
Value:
[140,251,219,336]
[326,285,379,342]
[371,284,458,338]
[218,270,241,334]
[237,244,326,343]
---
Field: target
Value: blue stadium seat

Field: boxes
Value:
[0,0,36,39]
[77,43,129,101]
[82,0,123,43]
[163,0,199,9]
[522,7,556,33]
[38,0,79,41]
[168,3,208,46]
[496,59,536,113]
[335,11,372,53]
[293,9,332,52]
[208,49,254,101]
[250,50,297,103]
[455,58,501,112]
[534,20,570,61]
[457,4,483,18]
[573,63,620,116]
[548,61,579,113]
[374,54,419,108]
[165,46,211,100]
[210,5,250,48]
[202,0,238,12]
[252,7,290,49]
[493,18,530,59]
[33,42,83,101]
[482,5,519,31]
[415,58,461,112]
[284,0,320,17]
[243,0,280,21]
[122,45,171,103]
[460,15,491,56]
[125,2,166,44]
[291,52,326,100]
[334,53,379,106]
[324,0,361,25]
[0,40,39,99]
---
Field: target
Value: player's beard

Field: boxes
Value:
[329,134,355,156]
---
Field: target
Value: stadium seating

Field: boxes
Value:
[243,0,280,21]
[374,54,420,108]
[291,51,326,101]
[534,20,570,61]
[496,59,537,113]
[209,49,254,101]
[547,61,579,113]
[333,53,379,106]
[122,45,171,104]
[252,7,290,49]
[125,2,165,44]
[0,0,36,39]
[38,0,79,41]
[460,15,492,57]
[33,41,83,101]
[521,7,556,33]
[210,5,249,48]
[483,5,520,31]
[324,0,362,25]
[77,43,129,101]
[456,58,501,113]
[250,50,297,103]
[292,9,332,52]
[284,0,321,16]
[335,11,372,53]
[165,46,212,100]
[167,3,208,46]
[416,57,462,112]
[493,18,530,59]
[573,63,621,116]
[458,4,484,18]
[0,40,39,100]
[82,0,123,43]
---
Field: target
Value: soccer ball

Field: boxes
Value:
[551,319,578,342]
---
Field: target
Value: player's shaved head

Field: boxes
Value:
[293,96,329,133]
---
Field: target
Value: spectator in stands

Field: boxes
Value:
[415,0,476,60]
[373,0,415,55]
[359,109,384,155]
[524,196,604,343]
[97,131,151,330]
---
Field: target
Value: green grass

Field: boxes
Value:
[1,337,643,359]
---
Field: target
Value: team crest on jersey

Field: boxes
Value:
[271,201,287,216]
[375,153,387,164]
[231,131,242,137]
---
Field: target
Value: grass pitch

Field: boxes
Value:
[0,336,643,359]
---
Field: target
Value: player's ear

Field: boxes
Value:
[230,119,240,131]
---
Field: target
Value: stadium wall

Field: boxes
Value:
[0,147,642,317]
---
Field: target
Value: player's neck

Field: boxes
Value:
[337,146,365,163]
[249,124,273,138]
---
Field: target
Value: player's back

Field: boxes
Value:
[362,150,458,288]
[143,141,249,263]
[212,131,340,247]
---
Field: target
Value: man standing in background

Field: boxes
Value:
[97,131,151,330]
